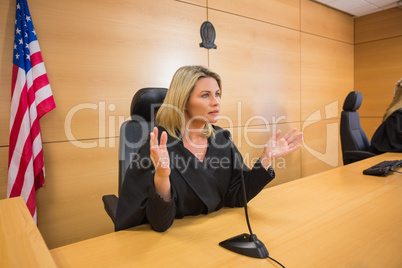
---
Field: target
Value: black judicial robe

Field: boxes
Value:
[115,125,275,232]
[369,109,402,154]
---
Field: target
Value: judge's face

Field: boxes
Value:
[185,77,221,126]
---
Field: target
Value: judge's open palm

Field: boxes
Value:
[263,128,303,160]
[150,127,171,178]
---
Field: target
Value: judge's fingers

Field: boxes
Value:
[149,128,159,164]
[153,127,159,147]
[150,127,157,147]
[159,131,168,150]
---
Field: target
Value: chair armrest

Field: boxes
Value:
[343,150,377,165]
[102,194,119,224]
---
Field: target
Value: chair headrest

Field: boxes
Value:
[343,91,363,111]
[130,87,168,121]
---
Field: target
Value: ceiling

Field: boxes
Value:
[312,0,401,17]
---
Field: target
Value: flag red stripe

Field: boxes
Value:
[33,149,45,189]
[32,73,50,93]
[37,95,56,119]
[26,186,37,217]
[9,135,33,197]
[30,51,43,67]
[11,65,19,98]
[8,79,29,167]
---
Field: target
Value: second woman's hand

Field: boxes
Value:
[150,127,171,201]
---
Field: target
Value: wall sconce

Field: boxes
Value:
[199,21,217,49]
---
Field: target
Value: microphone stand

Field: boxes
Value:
[219,145,269,258]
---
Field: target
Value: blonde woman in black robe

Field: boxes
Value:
[115,65,303,232]
[370,78,402,154]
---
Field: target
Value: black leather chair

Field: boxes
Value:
[102,87,168,224]
[340,91,376,165]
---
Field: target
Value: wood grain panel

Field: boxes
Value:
[301,33,353,121]
[36,139,117,249]
[355,7,402,44]
[176,0,206,7]
[209,9,301,127]
[355,36,402,117]
[301,118,342,177]
[0,147,8,199]
[0,0,207,145]
[229,122,302,187]
[301,0,354,43]
[360,117,383,141]
[0,0,15,147]
[208,0,300,30]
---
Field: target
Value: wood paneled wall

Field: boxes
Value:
[0,0,356,248]
[355,7,402,139]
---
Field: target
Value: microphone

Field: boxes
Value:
[219,130,269,258]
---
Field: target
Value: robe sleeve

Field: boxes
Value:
[114,137,177,232]
[224,138,275,208]
[146,185,177,232]
[370,110,402,154]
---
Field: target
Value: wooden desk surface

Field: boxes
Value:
[51,153,402,267]
[0,196,57,268]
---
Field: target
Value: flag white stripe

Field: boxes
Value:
[28,92,38,128]
[7,108,30,197]
[32,62,46,80]
[26,67,34,95]
[21,158,34,203]
[9,68,26,131]
[29,40,40,55]
[35,84,53,105]
[32,130,42,160]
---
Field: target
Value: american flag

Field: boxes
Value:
[8,0,55,223]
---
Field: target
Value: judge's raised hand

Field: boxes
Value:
[261,128,303,170]
[150,127,171,201]
[150,127,171,178]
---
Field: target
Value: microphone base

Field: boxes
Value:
[219,233,269,259]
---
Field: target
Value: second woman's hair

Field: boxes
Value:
[156,65,222,139]
[383,78,402,121]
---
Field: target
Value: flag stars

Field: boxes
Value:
[26,15,31,22]
[26,54,30,60]
[19,38,23,44]
[15,53,20,59]
[16,3,20,9]
[14,44,17,49]
[16,27,21,35]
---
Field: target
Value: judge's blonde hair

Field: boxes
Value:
[383,78,402,122]
[156,65,222,139]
